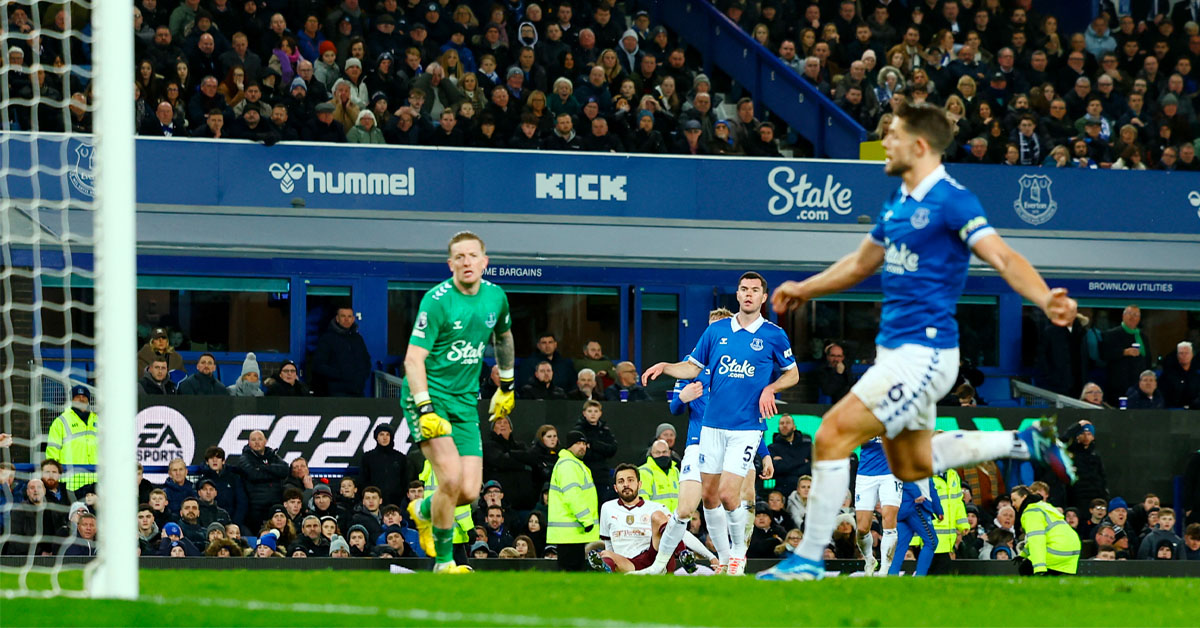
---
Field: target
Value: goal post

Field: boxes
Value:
[88,0,137,600]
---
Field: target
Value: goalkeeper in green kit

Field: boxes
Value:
[403,231,516,573]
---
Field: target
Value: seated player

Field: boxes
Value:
[587,464,716,573]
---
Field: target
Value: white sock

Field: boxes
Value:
[857,531,873,561]
[793,458,851,562]
[652,514,688,569]
[879,528,897,570]
[727,506,748,559]
[742,501,755,549]
[704,506,731,565]
[931,431,1028,475]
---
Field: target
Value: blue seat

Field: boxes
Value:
[244,535,257,549]
[168,369,187,385]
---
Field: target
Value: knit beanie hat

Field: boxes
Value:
[319,41,338,58]
[240,352,260,380]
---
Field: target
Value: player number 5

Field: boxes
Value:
[743,445,754,463]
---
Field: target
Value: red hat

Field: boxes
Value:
[319,41,337,57]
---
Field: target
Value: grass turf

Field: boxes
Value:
[3,570,1196,627]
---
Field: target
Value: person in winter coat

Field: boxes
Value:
[197,446,248,530]
[136,327,184,377]
[234,429,289,530]
[1064,420,1108,512]
[160,458,196,515]
[264,360,312,396]
[529,424,559,493]
[1159,342,1200,409]
[787,475,812,532]
[483,417,537,510]
[346,109,385,143]
[177,353,229,395]
[139,357,177,395]
[573,400,618,498]
[767,415,813,496]
[357,423,408,508]
[227,352,264,397]
[310,307,371,397]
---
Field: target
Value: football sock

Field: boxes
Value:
[794,458,851,562]
[857,531,873,562]
[742,501,755,549]
[432,526,454,564]
[418,493,433,520]
[931,431,1028,475]
[704,506,731,565]
[652,514,689,569]
[726,505,748,559]
[879,528,898,571]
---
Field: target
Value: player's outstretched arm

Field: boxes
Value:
[971,233,1077,326]
[641,361,702,386]
[772,236,885,314]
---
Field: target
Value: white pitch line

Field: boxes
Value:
[141,594,701,628]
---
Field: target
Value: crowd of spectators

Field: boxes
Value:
[760,0,1200,168]
[7,0,1200,164]
[2,411,1197,563]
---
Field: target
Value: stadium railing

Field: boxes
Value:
[648,0,867,158]
[1010,379,1103,409]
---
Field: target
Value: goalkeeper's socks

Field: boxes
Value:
[432,526,455,564]
[793,458,850,562]
[652,514,689,570]
[418,493,433,521]
[704,506,731,565]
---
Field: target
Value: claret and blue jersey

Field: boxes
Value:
[684,314,796,431]
[868,165,996,350]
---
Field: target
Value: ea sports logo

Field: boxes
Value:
[268,162,306,194]
[136,406,196,482]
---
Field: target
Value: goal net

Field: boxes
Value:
[1,0,136,599]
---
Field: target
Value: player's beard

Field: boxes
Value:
[884,155,909,177]
[619,488,637,503]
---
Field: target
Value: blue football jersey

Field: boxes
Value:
[868,165,996,349]
[684,315,796,431]
[857,437,892,476]
[669,370,710,447]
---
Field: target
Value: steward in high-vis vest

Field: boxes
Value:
[1012,485,1081,575]
[548,431,598,571]
[638,440,680,513]
[45,385,98,491]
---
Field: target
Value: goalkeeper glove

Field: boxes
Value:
[489,369,516,422]
[415,396,452,440]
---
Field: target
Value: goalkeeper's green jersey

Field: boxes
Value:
[406,278,510,398]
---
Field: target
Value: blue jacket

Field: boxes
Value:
[902,479,943,518]
[160,478,197,515]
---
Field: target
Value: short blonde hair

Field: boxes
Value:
[448,231,485,256]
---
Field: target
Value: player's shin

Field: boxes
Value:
[726,506,748,559]
[857,530,873,564]
[931,431,1028,474]
[704,506,732,565]
[879,528,898,574]
[650,513,689,570]
[793,458,851,562]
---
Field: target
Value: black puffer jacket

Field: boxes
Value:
[177,372,229,396]
[574,416,619,487]
[1064,423,1108,511]
[768,430,813,495]
[483,431,537,510]
[358,425,408,508]
[234,444,289,511]
[311,319,371,396]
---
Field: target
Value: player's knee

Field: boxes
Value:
[857,522,872,537]
[651,511,667,527]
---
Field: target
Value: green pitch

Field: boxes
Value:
[3,570,1196,627]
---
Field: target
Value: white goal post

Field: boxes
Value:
[87,0,137,601]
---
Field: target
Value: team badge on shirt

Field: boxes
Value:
[750,338,764,351]
[911,207,930,229]
[626,515,635,525]
[485,312,497,328]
